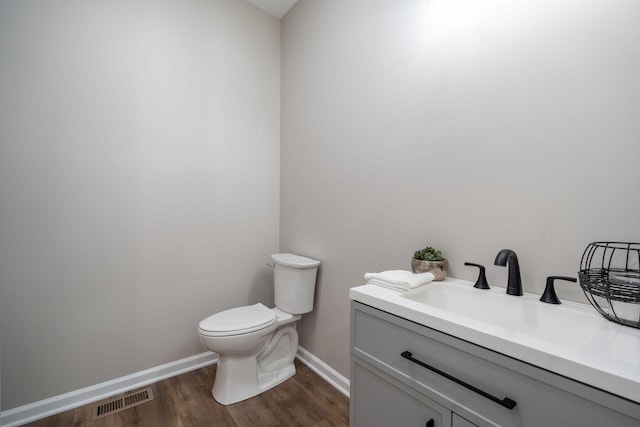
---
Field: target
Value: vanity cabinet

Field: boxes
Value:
[350,301,640,427]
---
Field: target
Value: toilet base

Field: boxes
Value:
[211,324,299,405]
[212,361,296,405]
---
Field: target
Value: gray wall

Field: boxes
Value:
[281,0,640,378]
[0,0,280,410]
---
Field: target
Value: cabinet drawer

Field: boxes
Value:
[352,301,640,427]
[351,357,451,427]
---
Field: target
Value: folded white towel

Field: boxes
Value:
[364,270,435,290]
[364,279,419,292]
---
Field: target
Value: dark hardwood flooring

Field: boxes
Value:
[24,360,349,427]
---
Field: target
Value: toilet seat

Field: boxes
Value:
[199,303,276,337]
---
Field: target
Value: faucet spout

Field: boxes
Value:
[494,249,523,296]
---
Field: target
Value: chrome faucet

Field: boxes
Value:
[494,249,523,296]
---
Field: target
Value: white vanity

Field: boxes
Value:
[349,279,640,426]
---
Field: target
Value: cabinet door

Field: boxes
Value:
[351,358,451,427]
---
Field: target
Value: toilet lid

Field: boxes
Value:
[198,303,276,337]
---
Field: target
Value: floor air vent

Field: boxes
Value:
[93,388,154,419]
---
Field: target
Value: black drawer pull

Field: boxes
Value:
[401,351,517,410]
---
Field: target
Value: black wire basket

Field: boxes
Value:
[578,242,640,328]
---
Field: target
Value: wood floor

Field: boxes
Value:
[24,360,350,427]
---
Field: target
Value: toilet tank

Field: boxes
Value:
[271,253,320,314]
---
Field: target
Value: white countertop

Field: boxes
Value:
[350,278,640,403]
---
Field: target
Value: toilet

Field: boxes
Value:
[198,253,320,405]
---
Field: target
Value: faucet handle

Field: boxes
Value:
[539,276,577,304]
[464,262,491,289]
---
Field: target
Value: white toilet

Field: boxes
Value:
[198,253,320,405]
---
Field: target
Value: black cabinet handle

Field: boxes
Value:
[401,351,517,410]
[426,419,434,427]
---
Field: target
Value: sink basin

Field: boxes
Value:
[400,282,608,350]
[349,278,640,403]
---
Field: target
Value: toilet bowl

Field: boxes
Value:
[198,253,320,405]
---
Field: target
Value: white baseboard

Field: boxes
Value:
[1,347,350,427]
[0,352,218,427]
[295,346,350,398]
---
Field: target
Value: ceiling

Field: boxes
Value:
[244,0,298,18]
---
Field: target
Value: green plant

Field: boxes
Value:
[413,246,444,262]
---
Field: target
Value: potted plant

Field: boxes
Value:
[411,246,448,281]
